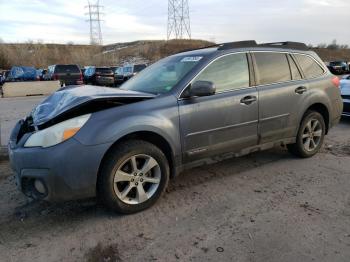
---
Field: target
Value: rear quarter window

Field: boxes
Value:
[294,54,325,79]
[254,52,291,85]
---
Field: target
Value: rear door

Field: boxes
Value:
[178,52,259,163]
[252,52,306,143]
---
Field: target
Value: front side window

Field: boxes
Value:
[294,54,324,79]
[193,53,250,93]
[254,52,291,85]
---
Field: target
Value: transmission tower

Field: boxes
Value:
[85,0,103,45]
[167,0,191,40]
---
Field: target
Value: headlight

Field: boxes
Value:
[24,114,91,148]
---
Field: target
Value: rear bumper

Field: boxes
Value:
[8,137,111,202]
[96,77,115,85]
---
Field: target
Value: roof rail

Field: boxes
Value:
[217,40,258,50]
[259,41,309,50]
[217,41,308,51]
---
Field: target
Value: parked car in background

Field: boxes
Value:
[114,64,147,85]
[45,64,83,87]
[123,64,147,80]
[7,66,39,82]
[36,69,47,81]
[8,41,342,214]
[328,61,349,75]
[84,66,115,87]
[340,75,350,116]
[114,67,125,85]
[110,66,119,73]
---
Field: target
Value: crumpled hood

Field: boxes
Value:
[31,85,155,126]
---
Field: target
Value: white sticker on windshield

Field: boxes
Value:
[181,56,203,62]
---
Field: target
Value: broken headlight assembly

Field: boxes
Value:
[24,114,91,148]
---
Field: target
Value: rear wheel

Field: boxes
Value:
[287,111,325,158]
[98,140,169,214]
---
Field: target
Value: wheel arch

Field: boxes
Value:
[98,131,177,182]
[305,103,330,134]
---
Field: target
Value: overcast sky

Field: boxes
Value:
[0,0,349,45]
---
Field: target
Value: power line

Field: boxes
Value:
[167,0,191,40]
[85,0,104,45]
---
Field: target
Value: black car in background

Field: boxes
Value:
[328,61,349,75]
[45,64,83,87]
[84,66,115,86]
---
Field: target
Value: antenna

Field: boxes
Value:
[85,0,103,45]
[167,0,191,40]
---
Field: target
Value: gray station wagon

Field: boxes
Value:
[8,41,343,213]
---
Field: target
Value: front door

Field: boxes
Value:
[178,53,259,163]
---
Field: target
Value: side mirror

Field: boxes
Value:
[189,81,216,97]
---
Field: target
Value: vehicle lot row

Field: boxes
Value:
[0,63,148,88]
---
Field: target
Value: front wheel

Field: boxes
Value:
[287,111,326,158]
[98,140,170,214]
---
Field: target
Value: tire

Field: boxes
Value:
[287,110,326,158]
[97,140,170,214]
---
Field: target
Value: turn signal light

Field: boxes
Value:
[62,127,80,141]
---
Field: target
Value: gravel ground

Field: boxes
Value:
[0,119,349,262]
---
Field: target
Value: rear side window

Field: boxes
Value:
[194,53,250,92]
[294,54,324,79]
[54,65,80,74]
[254,52,291,85]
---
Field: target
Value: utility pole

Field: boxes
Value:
[167,0,191,40]
[85,0,103,45]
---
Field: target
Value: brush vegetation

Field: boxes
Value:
[0,39,349,70]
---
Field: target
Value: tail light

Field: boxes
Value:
[53,74,58,80]
[79,73,83,81]
[332,76,340,88]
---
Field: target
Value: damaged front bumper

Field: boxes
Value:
[8,120,111,202]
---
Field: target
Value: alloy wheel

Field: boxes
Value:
[302,118,323,152]
[113,154,161,205]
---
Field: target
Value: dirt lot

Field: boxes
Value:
[0,120,350,262]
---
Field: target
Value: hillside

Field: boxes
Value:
[0,40,213,69]
[0,40,349,69]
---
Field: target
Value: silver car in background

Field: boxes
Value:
[340,75,350,116]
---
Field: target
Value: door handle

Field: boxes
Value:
[240,96,257,105]
[295,86,307,94]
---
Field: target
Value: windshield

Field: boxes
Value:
[120,55,202,94]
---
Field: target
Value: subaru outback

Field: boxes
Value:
[8,41,343,214]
